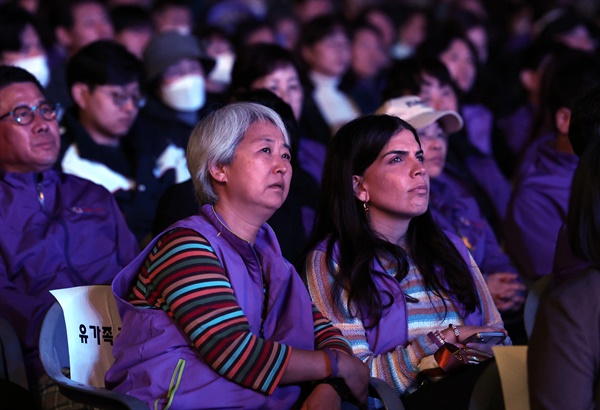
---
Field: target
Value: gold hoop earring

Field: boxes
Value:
[363,202,369,213]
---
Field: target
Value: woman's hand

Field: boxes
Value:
[336,352,370,405]
[442,325,507,360]
[486,272,526,312]
[301,383,342,410]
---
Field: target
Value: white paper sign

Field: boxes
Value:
[493,345,529,410]
[50,285,121,388]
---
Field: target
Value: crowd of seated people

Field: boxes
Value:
[1,0,600,408]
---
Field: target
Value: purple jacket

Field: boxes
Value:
[430,173,517,275]
[504,136,578,279]
[460,104,513,221]
[0,169,139,383]
[497,103,534,157]
[313,232,484,355]
[106,205,317,409]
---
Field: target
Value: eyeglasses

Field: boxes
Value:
[0,101,63,126]
[97,90,147,109]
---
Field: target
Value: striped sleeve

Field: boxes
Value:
[130,228,292,394]
[312,304,353,354]
[304,249,433,395]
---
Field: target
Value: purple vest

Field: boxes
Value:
[106,205,316,409]
[314,232,484,355]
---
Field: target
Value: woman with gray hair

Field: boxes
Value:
[106,102,369,409]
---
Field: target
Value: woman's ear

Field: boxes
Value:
[352,175,369,202]
[209,163,227,183]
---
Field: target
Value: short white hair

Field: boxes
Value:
[186,102,289,205]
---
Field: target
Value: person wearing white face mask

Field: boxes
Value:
[0,4,51,88]
[136,31,216,153]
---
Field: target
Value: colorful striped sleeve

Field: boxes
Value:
[130,228,292,394]
[312,304,353,355]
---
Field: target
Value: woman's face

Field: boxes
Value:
[302,29,351,77]
[419,73,458,111]
[418,122,448,179]
[218,121,292,217]
[351,28,387,79]
[439,39,476,92]
[355,129,429,228]
[251,64,304,120]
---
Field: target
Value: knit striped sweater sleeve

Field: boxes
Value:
[129,228,291,395]
[305,248,428,394]
[305,248,506,395]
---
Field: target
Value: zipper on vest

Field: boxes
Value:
[36,173,46,211]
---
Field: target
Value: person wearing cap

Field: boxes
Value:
[59,40,178,243]
[134,30,216,154]
[377,96,526,318]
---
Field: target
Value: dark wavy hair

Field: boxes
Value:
[304,114,478,327]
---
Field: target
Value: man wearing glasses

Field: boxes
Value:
[0,65,139,402]
[60,40,180,243]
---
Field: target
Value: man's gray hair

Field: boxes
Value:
[186,102,290,205]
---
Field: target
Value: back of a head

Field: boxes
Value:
[546,50,600,120]
[66,40,143,91]
[0,65,44,94]
[569,86,600,157]
[568,137,600,267]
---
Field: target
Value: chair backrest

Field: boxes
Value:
[469,346,530,410]
[493,345,529,410]
[524,275,553,338]
[0,317,29,390]
[39,286,147,409]
[468,360,504,410]
[48,285,122,387]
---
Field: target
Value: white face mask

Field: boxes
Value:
[161,74,206,112]
[13,54,50,87]
[208,53,235,85]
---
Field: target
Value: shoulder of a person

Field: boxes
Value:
[59,171,113,198]
[550,268,600,299]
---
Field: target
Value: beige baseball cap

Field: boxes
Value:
[376,96,463,134]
